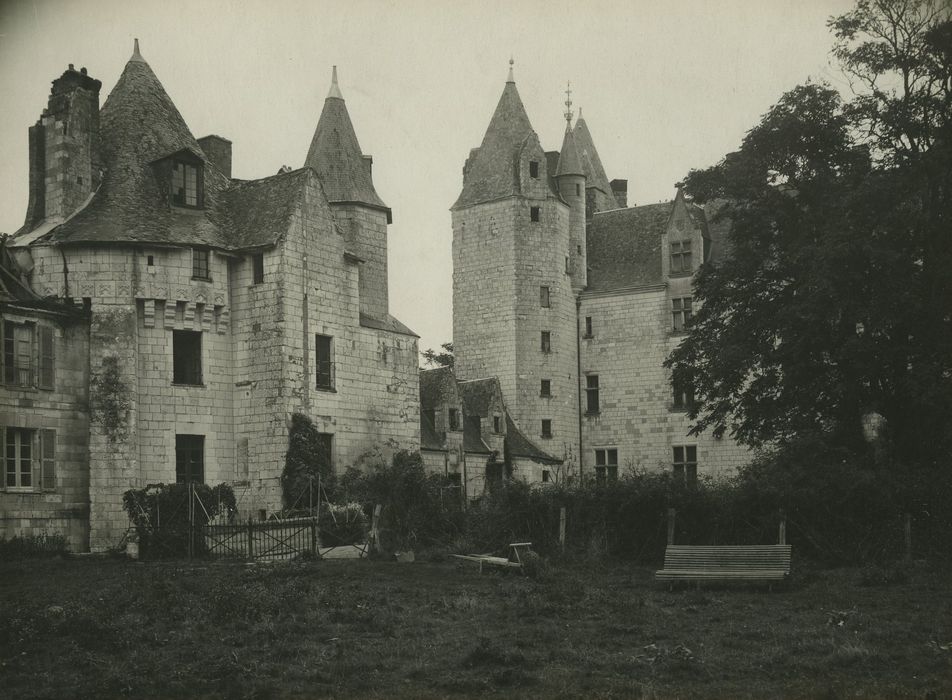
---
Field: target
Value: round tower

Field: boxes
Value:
[555,84,587,292]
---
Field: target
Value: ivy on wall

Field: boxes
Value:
[91,355,130,443]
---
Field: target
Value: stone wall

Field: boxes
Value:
[0,308,90,551]
[578,285,749,480]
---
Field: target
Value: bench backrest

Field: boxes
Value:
[663,545,792,571]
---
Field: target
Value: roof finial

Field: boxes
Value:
[578,106,583,120]
[507,56,515,83]
[327,65,343,99]
[130,38,144,63]
[563,81,574,125]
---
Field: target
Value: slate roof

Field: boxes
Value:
[305,69,389,214]
[42,48,232,248]
[419,366,455,411]
[420,409,443,450]
[505,414,562,464]
[453,77,536,210]
[220,169,310,249]
[457,378,497,417]
[463,417,492,454]
[573,115,620,212]
[585,201,672,291]
[359,312,418,338]
[555,123,584,177]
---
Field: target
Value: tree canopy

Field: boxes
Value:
[666,0,952,470]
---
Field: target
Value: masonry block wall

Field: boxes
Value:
[332,204,389,322]
[578,287,748,480]
[0,310,90,551]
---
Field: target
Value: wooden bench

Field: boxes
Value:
[655,545,792,586]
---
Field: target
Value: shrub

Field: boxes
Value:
[282,413,333,511]
[319,502,369,547]
[0,533,69,558]
[122,482,236,559]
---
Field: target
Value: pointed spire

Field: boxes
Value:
[556,121,584,178]
[507,57,515,83]
[327,65,343,100]
[306,72,388,212]
[130,38,145,63]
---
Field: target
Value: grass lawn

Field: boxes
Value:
[1,554,950,699]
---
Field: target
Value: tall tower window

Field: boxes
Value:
[540,331,551,353]
[584,316,593,338]
[529,161,540,178]
[673,445,698,486]
[252,253,265,285]
[541,419,552,438]
[575,183,581,196]
[172,330,203,385]
[585,374,600,414]
[540,379,551,397]
[540,286,550,308]
[672,297,693,333]
[530,206,541,222]
[175,434,205,484]
[316,334,334,390]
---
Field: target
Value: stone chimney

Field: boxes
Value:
[198,135,232,179]
[610,178,628,208]
[23,64,102,230]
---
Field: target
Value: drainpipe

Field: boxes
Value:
[576,297,583,484]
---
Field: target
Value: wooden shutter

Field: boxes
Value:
[38,326,54,390]
[40,429,56,491]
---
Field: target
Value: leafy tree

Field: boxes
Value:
[282,413,332,511]
[421,342,454,368]
[667,0,952,471]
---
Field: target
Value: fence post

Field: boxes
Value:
[904,513,912,563]
[188,483,194,560]
[310,518,317,557]
[247,516,254,560]
[779,509,787,545]
[667,508,677,546]
[559,506,566,553]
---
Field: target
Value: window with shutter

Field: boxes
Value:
[38,326,54,390]
[40,429,55,491]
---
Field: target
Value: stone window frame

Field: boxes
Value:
[315,334,335,391]
[175,434,205,484]
[192,248,211,281]
[585,374,600,415]
[541,419,553,439]
[540,285,550,308]
[251,252,265,285]
[530,206,541,223]
[2,319,55,390]
[540,331,551,354]
[2,427,56,493]
[594,448,618,485]
[672,297,693,334]
[172,329,203,386]
[583,316,593,339]
[672,375,695,412]
[448,408,460,431]
[529,160,540,179]
[669,240,693,275]
[171,157,204,209]
[493,415,501,434]
[672,445,698,486]
[540,379,551,397]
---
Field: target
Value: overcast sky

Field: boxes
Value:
[0,0,854,356]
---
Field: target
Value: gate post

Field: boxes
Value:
[247,516,254,560]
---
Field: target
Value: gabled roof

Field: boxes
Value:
[585,201,672,291]
[42,44,231,248]
[453,73,537,210]
[359,312,418,337]
[305,67,389,214]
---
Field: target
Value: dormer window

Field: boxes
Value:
[172,159,203,208]
[529,161,540,178]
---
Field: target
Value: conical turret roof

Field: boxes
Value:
[49,40,230,247]
[555,122,584,177]
[572,114,612,193]
[305,67,388,212]
[452,70,537,210]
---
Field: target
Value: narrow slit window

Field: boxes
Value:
[530,206,541,222]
